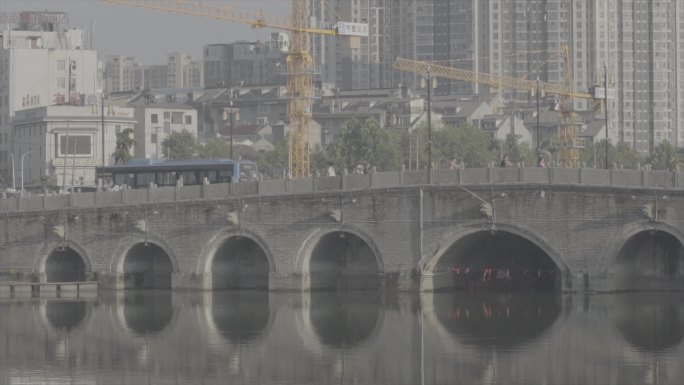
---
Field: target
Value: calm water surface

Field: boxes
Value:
[1,291,683,385]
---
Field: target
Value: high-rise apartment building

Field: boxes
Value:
[204,33,288,88]
[310,0,683,151]
[311,0,392,90]
[0,12,100,184]
[167,52,203,89]
[105,55,146,93]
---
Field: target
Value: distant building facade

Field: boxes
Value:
[0,13,100,185]
[167,52,203,89]
[204,33,288,88]
[11,105,136,188]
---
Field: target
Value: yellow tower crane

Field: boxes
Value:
[394,47,599,168]
[104,0,368,177]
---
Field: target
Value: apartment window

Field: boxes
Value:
[171,112,183,124]
[115,125,122,134]
[57,78,66,88]
[57,60,65,70]
[164,111,170,120]
[151,133,158,143]
[185,115,192,124]
[151,113,159,123]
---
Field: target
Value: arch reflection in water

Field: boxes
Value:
[46,247,86,282]
[211,291,270,343]
[44,301,88,332]
[433,231,560,292]
[614,293,684,353]
[309,291,381,349]
[309,231,380,290]
[122,291,174,336]
[212,237,270,290]
[614,231,684,289]
[123,243,173,289]
[431,292,561,348]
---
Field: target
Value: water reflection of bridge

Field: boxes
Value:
[1,292,682,384]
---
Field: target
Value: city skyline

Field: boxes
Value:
[0,0,290,64]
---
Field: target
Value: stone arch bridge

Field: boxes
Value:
[0,167,683,292]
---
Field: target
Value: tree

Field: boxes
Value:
[613,143,646,169]
[501,134,534,165]
[310,145,330,176]
[113,128,135,164]
[199,138,232,159]
[581,140,645,169]
[162,130,199,160]
[418,122,494,168]
[327,118,404,172]
[258,140,289,178]
[649,140,679,171]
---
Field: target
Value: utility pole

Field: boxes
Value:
[426,66,433,183]
[101,94,105,181]
[536,77,541,151]
[604,64,609,169]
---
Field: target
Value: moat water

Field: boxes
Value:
[0,291,682,385]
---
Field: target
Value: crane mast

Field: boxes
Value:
[104,0,367,177]
[287,1,313,177]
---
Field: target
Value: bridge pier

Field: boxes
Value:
[171,273,205,291]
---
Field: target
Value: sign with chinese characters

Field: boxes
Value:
[22,94,41,107]
[336,22,369,37]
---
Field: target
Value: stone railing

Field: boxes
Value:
[2,167,683,213]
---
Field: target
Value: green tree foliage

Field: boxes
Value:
[199,138,232,159]
[648,140,680,171]
[113,127,135,164]
[310,145,330,176]
[258,140,289,178]
[581,140,645,169]
[503,134,535,165]
[162,130,199,160]
[327,118,404,172]
[613,143,646,169]
[414,122,494,168]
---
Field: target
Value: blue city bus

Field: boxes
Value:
[97,158,258,189]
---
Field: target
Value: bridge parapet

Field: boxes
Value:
[1,167,682,213]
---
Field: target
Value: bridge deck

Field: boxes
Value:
[1,167,682,213]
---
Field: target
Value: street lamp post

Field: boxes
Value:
[225,101,237,160]
[101,94,106,181]
[426,66,433,184]
[20,150,33,195]
[536,77,541,151]
[604,64,609,169]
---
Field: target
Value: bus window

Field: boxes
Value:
[239,164,258,181]
[114,173,135,187]
[217,170,233,183]
[135,172,155,188]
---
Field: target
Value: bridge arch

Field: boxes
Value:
[422,292,563,351]
[296,225,385,290]
[421,223,568,292]
[607,222,684,290]
[35,241,92,283]
[295,292,385,354]
[114,291,179,337]
[197,229,275,290]
[37,300,93,334]
[111,236,180,290]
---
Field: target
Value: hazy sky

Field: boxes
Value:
[0,0,291,63]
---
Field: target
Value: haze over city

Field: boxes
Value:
[0,1,684,385]
[0,0,290,62]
